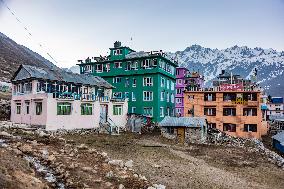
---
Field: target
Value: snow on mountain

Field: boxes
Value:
[173,45,284,96]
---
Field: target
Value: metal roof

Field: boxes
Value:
[272,131,284,143]
[159,116,207,127]
[12,65,114,88]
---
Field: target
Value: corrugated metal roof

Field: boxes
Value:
[13,65,114,88]
[159,116,207,127]
[272,131,284,143]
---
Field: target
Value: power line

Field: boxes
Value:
[0,0,59,65]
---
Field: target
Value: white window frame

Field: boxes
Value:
[142,59,150,68]
[143,77,153,86]
[160,91,165,101]
[96,64,103,73]
[114,62,122,68]
[106,63,110,72]
[132,92,136,101]
[113,77,122,83]
[167,79,170,89]
[176,98,182,104]
[143,107,153,117]
[167,92,169,102]
[132,107,136,113]
[161,77,165,87]
[143,91,153,101]
[160,107,164,117]
[133,78,137,87]
[113,105,123,115]
[171,81,175,90]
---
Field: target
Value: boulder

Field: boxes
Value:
[124,160,133,169]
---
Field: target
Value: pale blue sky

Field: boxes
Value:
[0,0,284,67]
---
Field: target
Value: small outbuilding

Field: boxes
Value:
[159,116,207,143]
[272,131,284,154]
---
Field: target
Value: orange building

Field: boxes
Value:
[184,89,268,139]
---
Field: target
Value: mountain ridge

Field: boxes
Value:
[173,44,284,96]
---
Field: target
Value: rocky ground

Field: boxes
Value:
[1,121,284,189]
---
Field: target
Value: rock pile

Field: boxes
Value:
[207,128,284,169]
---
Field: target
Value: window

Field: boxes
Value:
[133,78,136,87]
[113,77,122,83]
[208,123,216,129]
[177,79,183,85]
[223,123,236,132]
[204,93,216,101]
[160,107,164,117]
[113,92,122,98]
[143,77,153,86]
[161,77,165,87]
[113,49,122,55]
[188,95,194,100]
[166,92,169,102]
[171,93,174,103]
[16,103,21,114]
[176,69,180,76]
[223,108,236,116]
[132,61,138,70]
[143,107,153,117]
[244,124,257,132]
[167,127,174,134]
[161,91,165,101]
[106,63,110,72]
[35,102,42,115]
[176,89,182,94]
[24,82,32,93]
[125,62,131,71]
[243,108,257,116]
[25,101,30,114]
[125,78,129,87]
[204,107,216,116]
[125,92,129,98]
[176,98,182,104]
[142,59,150,68]
[244,93,257,101]
[57,102,71,115]
[143,91,153,101]
[96,64,103,73]
[114,62,122,68]
[81,103,93,115]
[113,105,123,115]
[167,80,169,89]
[176,108,181,114]
[132,107,136,113]
[171,81,174,90]
[167,107,170,116]
[223,93,236,101]
[132,92,136,101]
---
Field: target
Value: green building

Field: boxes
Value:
[78,41,178,122]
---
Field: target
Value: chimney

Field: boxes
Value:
[221,70,225,75]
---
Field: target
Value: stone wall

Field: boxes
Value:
[0,99,10,120]
[185,127,206,143]
[161,127,177,140]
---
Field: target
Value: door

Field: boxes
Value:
[100,105,108,123]
[177,127,185,143]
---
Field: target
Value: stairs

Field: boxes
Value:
[99,116,121,135]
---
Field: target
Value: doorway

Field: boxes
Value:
[177,127,185,143]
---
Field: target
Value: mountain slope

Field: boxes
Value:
[174,45,284,96]
[0,32,56,82]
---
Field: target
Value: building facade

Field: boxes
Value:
[184,88,267,139]
[267,97,284,118]
[11,65,128,131]
[78,41,178,122]
[175,67,188,116]
[185,71,204,91]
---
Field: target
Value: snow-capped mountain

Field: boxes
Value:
[174,45,284,96]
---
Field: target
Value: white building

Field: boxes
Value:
[11,65,128,132]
